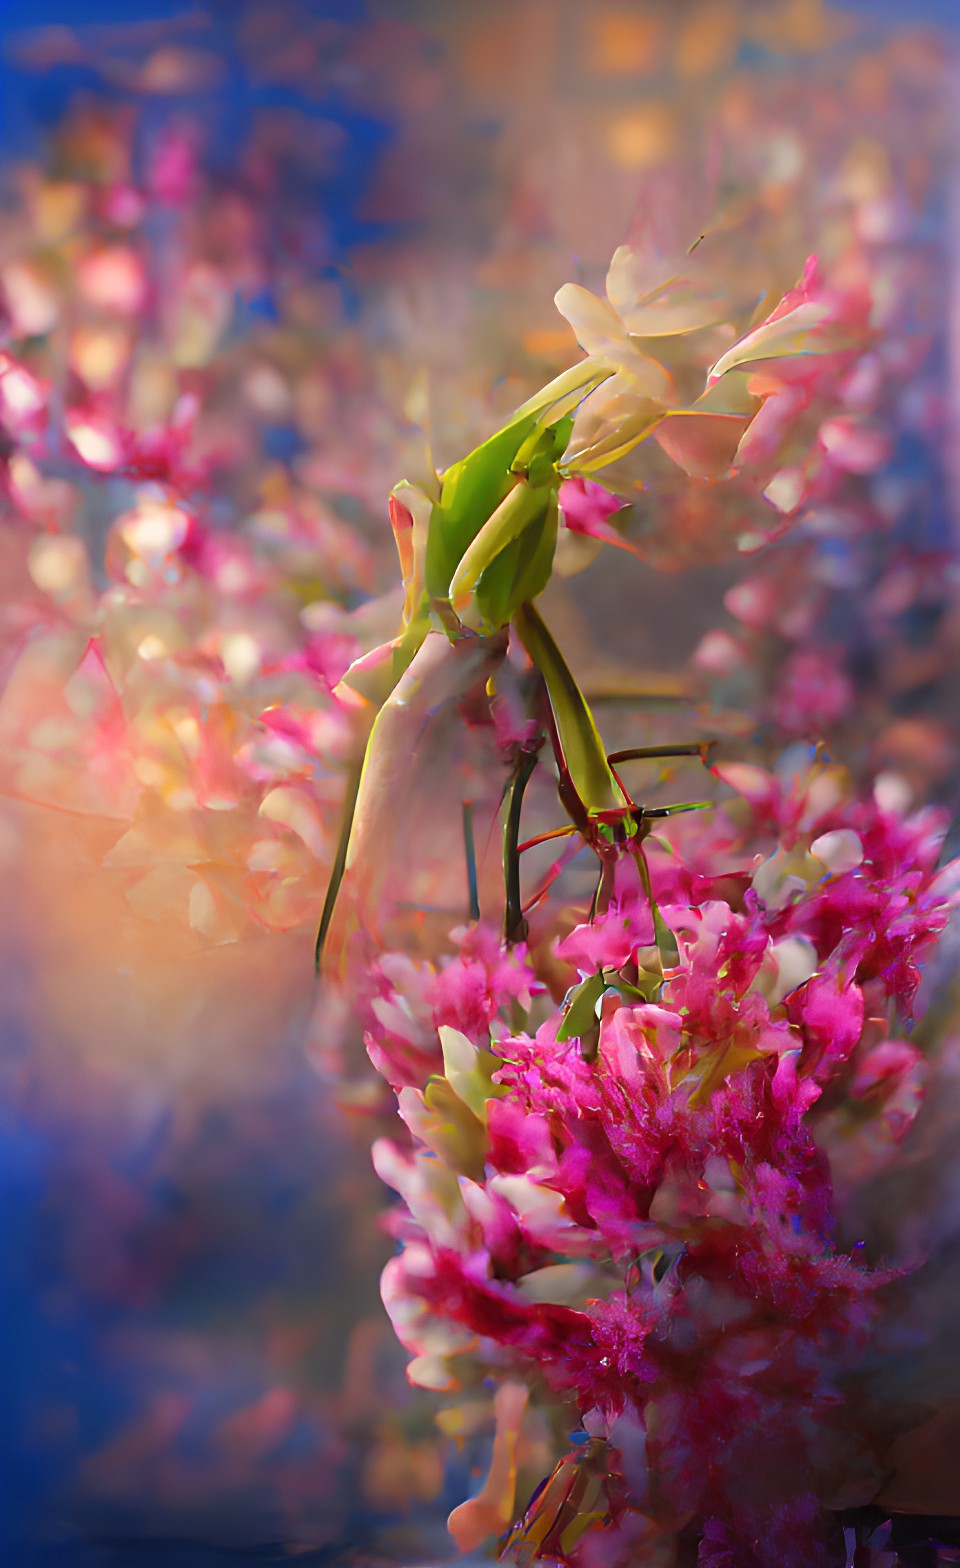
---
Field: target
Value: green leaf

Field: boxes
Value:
[557,971,606,1042]
[602,964,663,1004]
[417,1077,488,1180]
[439,1025,505,1123]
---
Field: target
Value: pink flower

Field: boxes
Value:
[147,125,201,206]
[433,924,535,1040]
[558,477,636,555]
[773,648,853,736]
[848,1036,927,1146]
[785,969,865,1077]
[556,852,657,971]
[0,352,47,443]
[708,256,870,393]
[363,925,538,1092]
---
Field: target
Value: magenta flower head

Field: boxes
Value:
[366,750,959,1567]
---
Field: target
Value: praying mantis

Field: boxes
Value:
[312,237,845,981]
[313,353,714,1028]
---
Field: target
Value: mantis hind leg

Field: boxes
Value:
[606,741,715,766]
[314,760,363,975]
[503,749,540,945]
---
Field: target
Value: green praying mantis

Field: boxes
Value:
[313,352,715,1024]
[310,232,856,1065]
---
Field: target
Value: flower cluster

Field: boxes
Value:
[0,100,395,943]
[370,753,958,1567]
[690,130,952,772]
[549,239,882,573]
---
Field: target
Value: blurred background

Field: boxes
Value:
[1,2,959,1564]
